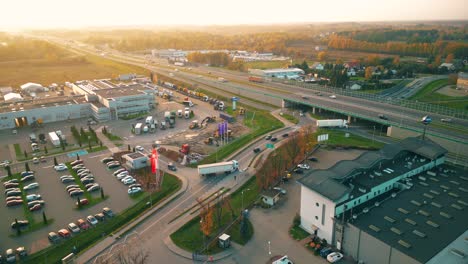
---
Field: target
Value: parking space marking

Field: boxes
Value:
[43,165,53,168]
[89,153,108,159]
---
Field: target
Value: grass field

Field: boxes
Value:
[409,79,468,111]
[410,79,448,100]
[244,60,290,70]
[281,113,299,124]
[317,129,385,149]
[0,50,148,87]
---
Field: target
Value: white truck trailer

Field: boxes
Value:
[145,116,153,125]
[197,160,239,176]
[134,123,143,135]
[48,132,60,147]
[316,119,348,128]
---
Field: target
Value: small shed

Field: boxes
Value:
[218,233,231,248]
[261,189,282,206]
[122,152,149,170]
[4,92,23,101]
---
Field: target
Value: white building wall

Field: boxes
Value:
[300,185,336,242]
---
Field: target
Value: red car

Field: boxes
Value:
[76,198,89,206]
[77,219,90,230]
[6,199,23,207]
[58,229,71,238]
[29,204,42,211]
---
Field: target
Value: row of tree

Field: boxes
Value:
[328,35,468,58]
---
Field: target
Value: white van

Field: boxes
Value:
[177,110,183,118]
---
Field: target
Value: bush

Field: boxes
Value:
[293,213,301,226]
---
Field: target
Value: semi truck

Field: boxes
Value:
[164,111,171,121]
[145,116,153,125]
[134,123,143,134]
[316,119,348,128]
[197,160,239,176]
[48,132,60,147]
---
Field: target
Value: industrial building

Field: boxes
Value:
[457,72,468,92]
[248,68,304,79]
[298,137,467,264]
[122,152,149,170]
[0,78,157,130]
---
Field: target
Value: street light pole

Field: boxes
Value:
[200,220,205,253]
[241,188,251,213]
[268,241,271,256]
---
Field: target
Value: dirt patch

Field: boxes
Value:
[159,148,182,162]
[436,85,468,97]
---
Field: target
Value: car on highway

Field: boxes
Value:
[270,137,278,142]
[282,133,289,138]
[265,135,272,140]
[87,215,98,226]
[253,147,261,153]
[123,177,136,185]
[26,194,41,202]
[103,207,115,217]
[21,175,35,182]
[135,145,144,152]
[329,95,337,99]
[48,232,60,243]
[23,182,39,190]
[101,157,114,163]
[77,219,90,230]
[58,229,71,238]
[378,114,388,120]
[327,252,343,263]
[29,204,42,211]
[441,118,452,123]
[11,220,29,229]
[297,163,310,170]
[128,187,142,195]
[54,164,67,171]
[68,223,80,233]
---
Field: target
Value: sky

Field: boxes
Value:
[1,0,467,29]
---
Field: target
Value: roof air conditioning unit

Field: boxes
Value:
[375,202,380,207]
[352,214,357,219]
[363,208,369,213]
[391,193,397,198]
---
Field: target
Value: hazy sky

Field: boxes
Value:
[1,0,467,29]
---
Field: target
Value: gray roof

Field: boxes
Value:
[350,165,468,263]
[298,137,447,201]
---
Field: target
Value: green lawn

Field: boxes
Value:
[410,79,447,100]
[14,143,22,158]
[65,163,107,209]
[290,225,310,241]
[244,61,289,70]
[23,173,181,264]
[317,129,385,149]
[171,177,258,253]
[409,79,468,111]
[281,113,299,124]
[104,132,122,141]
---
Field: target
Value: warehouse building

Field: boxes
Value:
[297,137,468,264]
[248,68,304,79]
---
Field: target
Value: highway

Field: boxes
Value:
[42,37,468,144]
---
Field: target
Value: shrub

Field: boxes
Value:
[293,213,301,226]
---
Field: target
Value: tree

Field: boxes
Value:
[5,165,12,177]
[101,188,105,199]
[24,150,28,158]
[25,162,30,172]
[198,200,214,240]
[393,56,400,66]
[448,74,458,85]
[445,53,454,63]
[77,197,81,208]
[44,146,48,154]
[317,51,328,61]
[102,126,108,135]
[128,145,131,151]
[434,55,442,67]
[78,137,82,147]
[76,154,80,160]
[38,133,45,142]
[53,157,58,166]
[42,211,48,224]
[100,141,103,148]
[365,67,373,80]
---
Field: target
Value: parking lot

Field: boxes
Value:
[0,151,136,254]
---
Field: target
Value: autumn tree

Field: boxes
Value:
[392,56,400,66]
[445,53,454,63]
[365,67,373,80]
[198,199,214,239]
[448,74,458,85]
[317,51,328,61]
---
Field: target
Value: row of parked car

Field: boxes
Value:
[110,168,142,195]
[59,160,101,198]
[0,247,27,263]
[48,207,115,244]
[101,156,121,169]
[3,171,45,211]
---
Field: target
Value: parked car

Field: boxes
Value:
[320,247,333,258]
[167,163,177,171]
[116,173,129,180]
[253,147,261,153]
[48,232,60,243]
[293,168,303,174]
[21,175,35,182]
[26,194,41,202]
[121,175,133,182]
[67,187,81,194]
[129,184,142,189]
[6,191,22,197]
[94,213,105,222]
[308,157,318,162]
[54,164,67,171]
[378,114,388,120]
[106,160,120,166]
[6,196,22,202]
[123,178,136,185]
[4,179,19,185]
[68,223,80,233]
[329,95,337,99]
[6,199,23,207]
[65,185,79,192]
[85,183,98,189]
[20,171,34,177]
[102,207,115,217]
[76,198,89,206]
[40,156,47,162]
[81,178,94,185]
[32,157,39,164]
[327,252,343,263]
[107,163,121,169]
[16,247,27,258]
[72,164,85,170]
[5,249,15,263]
[61,177,75,183]
[87,185,101,192]
[69,190,84,197]
[77,219,90,230]
[86,215,98,226]
[3,183,19,189]
[23,182,39,190]
[11,220,29,229]
[29,204,42,211]
[273,187,287,195]
[5,188,20,194]
[58,229,71,238]
[128,187,142,195]
[70,160,84,166]
[441,118,453,123]
[77,169,90,174]
[297,163,310,170]
[27,200,45,208]
[113,168,127,176]
[101,157,114,163]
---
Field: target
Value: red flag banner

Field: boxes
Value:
[151,148,158,174]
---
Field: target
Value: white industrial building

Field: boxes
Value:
[297,137,468,264]
[248,68,304,80]
[20,82,45,93]
[3,92,23,101]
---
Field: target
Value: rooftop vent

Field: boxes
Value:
[398,208,409,214]
[440,185,450,190]
[363,207,369,213]
[429,190,440,195]
[418,210,430,217]
[426,220,440,228]
[423,193,434,199]
[384,216,395,223]
[431,202,442,208]
[419,182,429,187]
[411,200,422,207]
[448,192,460,198]
[412,230,427,238]
[369,225,380,232]
[429,177,439,182]
[451,204,463,210]
[460,176,468,181]
[457,200,468,206]
[374,202,380,207]
[405,218,417,226]
[398,240,411,249]
[450,180,460,185]
[440,212,452,219]
[418,176,427,181]
[459,187,468,193]
[391,193,397,198]
[391,227,403,235]
[450,249,466,258]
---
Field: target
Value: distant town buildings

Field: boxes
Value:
[457,72,468,92]
[248,68,304,80]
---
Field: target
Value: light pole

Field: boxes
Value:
[372,125,376,146]
[200,220,205,253]
[268,241,271,256]
[421,115,432,140]
[241,188,251,213]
